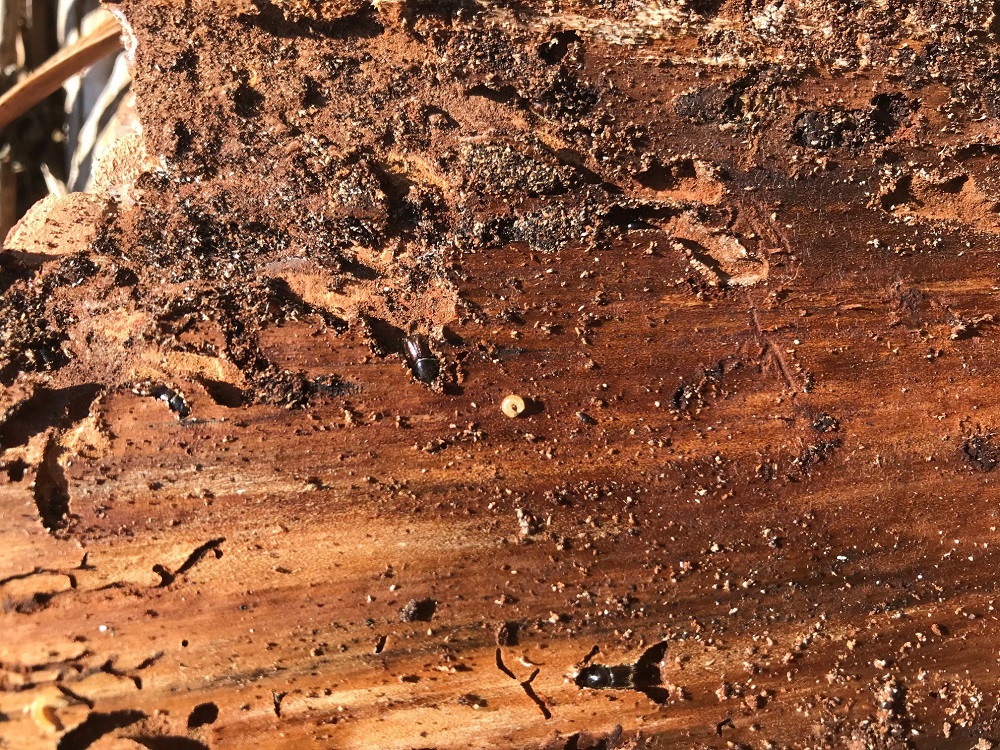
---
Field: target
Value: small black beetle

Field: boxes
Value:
[573,640,670,704]
[155,386,190,418]
[576,664,635,690]
[404,335,439,383]
[132,381,191,419]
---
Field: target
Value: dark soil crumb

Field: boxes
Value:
[496,620,520,646]
[399,597,437,622]
[457,693,487,708]
[963,432,998,472]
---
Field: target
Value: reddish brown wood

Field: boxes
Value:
[3,2,1000,749]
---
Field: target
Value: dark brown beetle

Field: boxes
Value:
[404,335,439,383]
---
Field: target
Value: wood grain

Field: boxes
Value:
[3,2,1000,749]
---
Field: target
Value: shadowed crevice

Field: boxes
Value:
[57,709,146,750]
[33,435,71,533]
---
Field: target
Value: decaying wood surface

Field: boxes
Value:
[4,1,1000,748]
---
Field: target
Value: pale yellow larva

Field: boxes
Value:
[501,394,526,418]
[30,695,67,733]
